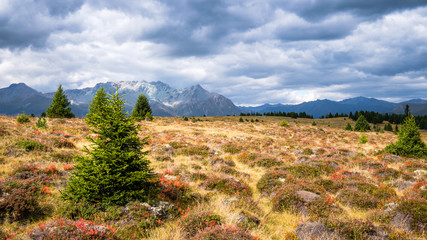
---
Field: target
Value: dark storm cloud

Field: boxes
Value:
[140,0,260,56]
[273,0,427,21]
[0,0,84,49]
[0,0,426,104]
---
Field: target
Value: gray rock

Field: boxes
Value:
[296,190,320,203]
[295,222,341,240]
[392,179,415,191]
[390,211,412,233]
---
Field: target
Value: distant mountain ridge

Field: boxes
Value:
[1,82,426,118]
[240,97,427,117]
[0,81,241,117]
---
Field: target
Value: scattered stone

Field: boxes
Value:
[390,212,412,233]
[295,157,309,163]
[383,202,399,212]
[295,221,341,240]
[296,190,320,203]
[392,179,414,191]
[382,154,403,163]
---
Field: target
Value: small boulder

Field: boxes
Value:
[295,221,341,240]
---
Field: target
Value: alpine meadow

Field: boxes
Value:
[1,0,427,239]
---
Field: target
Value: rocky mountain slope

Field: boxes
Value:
[0,81,241,117]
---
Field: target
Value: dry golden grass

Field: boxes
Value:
[0,115,426,239]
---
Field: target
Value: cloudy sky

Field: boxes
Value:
[0,0,426,105]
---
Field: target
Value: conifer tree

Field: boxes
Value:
[345,123,353,131]
[384,123,393,131]
[385,115,427,158]
[62,88,157,206]
[354,115,370,132]
[46,85,74,118]
[86,86,109,127]
[132,94,152,121]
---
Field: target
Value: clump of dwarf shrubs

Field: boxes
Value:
[180,208,222,238]
[15,139,47,152]
[16,112,30,124]
[272,183,341,218]
[204,175,252,197]
[256,169,297,195]
[222,143,242,154]
[336,188,379,210]
[279,120,289,127]
[177,145,210,157]
[191,225,259,240]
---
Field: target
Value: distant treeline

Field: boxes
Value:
[240,110,427,130]
[321,110,427,130]
[240,111,314,119]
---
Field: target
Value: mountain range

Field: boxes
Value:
[0,81,426,118]
[0,81,241,117]
[240,97,427,117]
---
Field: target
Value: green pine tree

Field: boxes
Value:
[86,86,109,127]
[46,85,74,118]
[384,123,393,131]
[354,115,370,132]
[62,88,158,206]
[345,123,353,131]
[385,115,427,158]
[132,94,152,121]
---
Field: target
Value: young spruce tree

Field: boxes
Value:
[85,86,109,128]
[354,115,370,132]
[385,115,427,158]
[46,84,74,118]
[62,88,157,206]
[132,94,152,121]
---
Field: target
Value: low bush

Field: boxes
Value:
[30,218,117,240]
[222,143,242,154]
[272,183,341,218]
[373,167,410,181]
[168,141,187,149]
[256,169,297,195]
[395,198,427,233]
[210,157,235,167]
[190,171,208,181]
[56,200,103,220]
[158,171,193,206]
[251,156,284,168]
[401,161,427,172]
[236,152,258,164]
[191,225,259,240]
[179,208,222,238]
[358,134,368,144]
[324,219,382,240]
[50,151,76,163]
[204,175,252,197]
[236,210,260,229]
[50,137,75,148]
[336,188,380,210]
[0,127,9,136]
[0,180,51,222]
[17,112,30,124]
[177,145,210,157]
[15,139,47,152]
[280,164,322,179]
[279,120,289,127]
[313,179,345,194]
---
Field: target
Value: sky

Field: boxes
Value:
[0,0,427,106]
